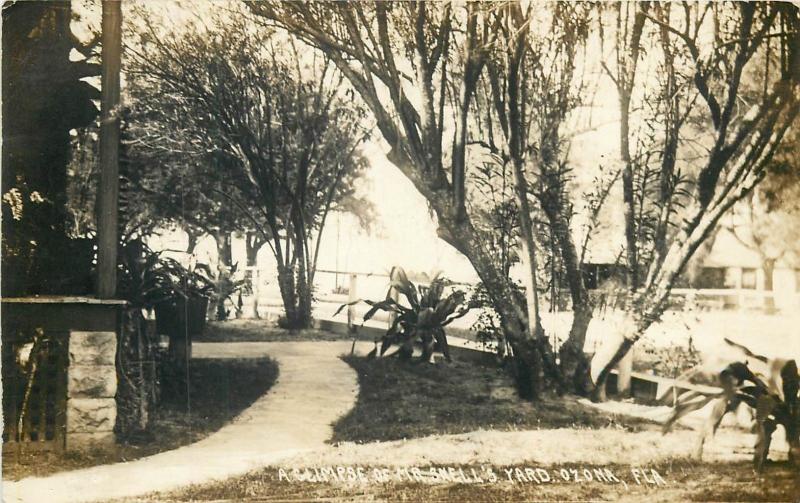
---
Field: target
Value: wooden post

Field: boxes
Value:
[95,0,122,299]
[347,274,358,332]
[250,267,260,319]
[734,267,744,309]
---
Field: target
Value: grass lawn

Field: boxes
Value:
[332,356,660,444]
[2,357,278,481]
[199,319,373,342]
[110,350,798,501]
[142,459,800,502]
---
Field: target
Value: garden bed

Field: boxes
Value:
[332,356,659,444]
[2,357,278,480]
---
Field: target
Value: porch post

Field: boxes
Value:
[96,0,122,298]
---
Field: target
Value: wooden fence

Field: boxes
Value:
[242,267,796,319]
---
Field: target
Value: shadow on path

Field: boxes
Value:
[3,341,365,503]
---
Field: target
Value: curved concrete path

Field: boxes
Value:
[3,341,364,503]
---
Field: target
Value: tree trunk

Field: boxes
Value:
[591,336,636,402]
[510,338,545,399]
[291,211,313,329]
[591,271,675,401]
[541,203,594,395]
[438,214,563,399]
[296,272,313,327]
[560,304,594,395]
[245,234,260,267]
[186,229,200,255]
[216,231,232,269]
[276,264,298,327]
[507,150,567,397]
[275,262,312,330]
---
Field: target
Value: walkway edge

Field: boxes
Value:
[3,341,363,503]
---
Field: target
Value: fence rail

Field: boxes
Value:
[241,266,796,316]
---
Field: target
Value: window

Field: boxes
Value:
[741,268,757,290]
[693,267,726,289]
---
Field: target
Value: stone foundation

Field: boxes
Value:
[2,297,125,451]
[66,331,117,451]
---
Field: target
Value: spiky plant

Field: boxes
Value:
[337,267,472,362]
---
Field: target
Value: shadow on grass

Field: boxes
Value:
[2,357,278,481]
[332,355,660,444]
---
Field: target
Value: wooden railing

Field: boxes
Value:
[2,327,68,451]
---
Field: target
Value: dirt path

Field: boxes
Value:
[2,341,365,503]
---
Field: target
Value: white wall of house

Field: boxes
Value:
[699,226,799,311]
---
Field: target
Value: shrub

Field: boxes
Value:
[337,267,473,362]
[635,337,702,379]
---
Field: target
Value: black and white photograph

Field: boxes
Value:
[2,1,799,501]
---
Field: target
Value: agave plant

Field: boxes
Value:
[337,267,473,362]
[194,262,248,321]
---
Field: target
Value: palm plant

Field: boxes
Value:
[337,267,473,362]
[117,240,186,311]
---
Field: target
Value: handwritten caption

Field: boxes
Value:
[277,466,666,488]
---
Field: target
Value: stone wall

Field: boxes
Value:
[66,331,117,450]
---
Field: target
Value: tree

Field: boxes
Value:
[592,2,800,399]
[248,1,536,395]
[478,2,595,394]
[126,11,370,328]
[253,1,800,400]
[251,1,603,397]
[121,133,270,320]
[66,109,268,296]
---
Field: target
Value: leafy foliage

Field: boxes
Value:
[468,159,520,280]
[468,281,526,357]
[116,239,214,311]
[635,338,702,381]
[336,267,473,363]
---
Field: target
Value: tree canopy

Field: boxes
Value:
[250,1,799,398]
[125,8,372,327]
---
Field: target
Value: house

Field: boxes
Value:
[690,226,800,312]
[576,226,799,313]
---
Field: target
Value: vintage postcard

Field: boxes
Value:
[2,1,799,501]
